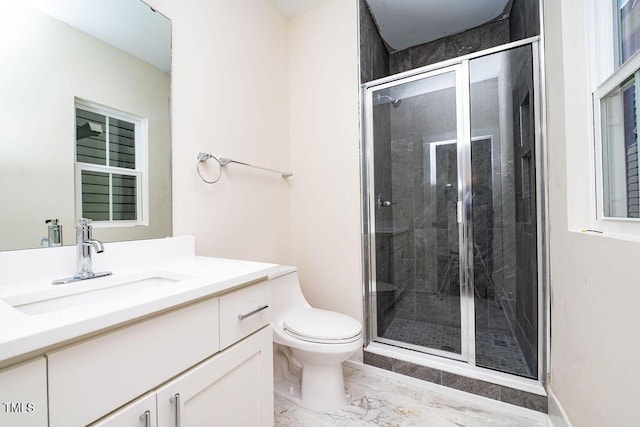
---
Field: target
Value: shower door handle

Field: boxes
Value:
[376,193,396,214]
[377,193,396,208]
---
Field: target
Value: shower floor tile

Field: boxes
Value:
[381,317,533,378]
[475,330,532,377]
[382,317,462,353]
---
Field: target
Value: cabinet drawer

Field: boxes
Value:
[219,281,271,349]
[0,357,48,427]
[47,298,219,427]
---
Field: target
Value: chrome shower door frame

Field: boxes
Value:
[362,63,473,363]
[361,37,547,384]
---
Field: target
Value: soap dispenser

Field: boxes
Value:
[41,219,63,247]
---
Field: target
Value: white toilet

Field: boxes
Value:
[269,266,362,412]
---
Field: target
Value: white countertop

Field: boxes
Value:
[0,255,278,364]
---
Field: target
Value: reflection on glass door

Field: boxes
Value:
[469,45,537,378]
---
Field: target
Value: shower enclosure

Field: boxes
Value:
[362,40,545,381]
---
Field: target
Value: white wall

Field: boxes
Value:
[0,2,171,250]
[544,0,640,425]
[147,0,291,265]
[148,0,362,325]
[288,0,363,325]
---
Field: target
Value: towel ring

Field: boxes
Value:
[196,153,223,184]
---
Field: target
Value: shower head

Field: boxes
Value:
[376,94,402,108]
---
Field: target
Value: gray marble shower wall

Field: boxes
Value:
[359,0,539,83]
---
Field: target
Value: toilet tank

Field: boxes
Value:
[269,266,310,321]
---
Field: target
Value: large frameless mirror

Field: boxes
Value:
[0,0,172,251]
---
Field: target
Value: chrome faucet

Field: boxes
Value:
[41,218,63,248]
[52,218,112,285]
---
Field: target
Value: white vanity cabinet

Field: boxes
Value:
[156,326,273,426]
[155,281,273,426]
[0,357,48,427]
[91,326,273,427]
[46,279,273,427]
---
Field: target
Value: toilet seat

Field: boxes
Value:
[283,308,361,344]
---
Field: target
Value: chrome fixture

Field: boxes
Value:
[376,94,402,108]
[237,304,269,320]
[377,193,396,213]
[219,157,293,179]
[196,152,293,184]
[41,218,63,248]
[52,218,111,285]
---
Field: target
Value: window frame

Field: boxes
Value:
[74,98,149,228]
[590,0,640,235]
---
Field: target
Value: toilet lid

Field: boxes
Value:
[283,308,362,344]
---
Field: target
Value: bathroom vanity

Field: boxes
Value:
[0,237,275,426]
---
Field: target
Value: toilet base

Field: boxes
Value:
[274,364,347,413]
[299,360,346,412]
[273,344,349,412]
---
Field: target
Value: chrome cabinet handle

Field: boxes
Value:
[139,410,151,427]
[237,304,269,320]
[170,393,181,427]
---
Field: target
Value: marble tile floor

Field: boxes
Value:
[275,365,547,426]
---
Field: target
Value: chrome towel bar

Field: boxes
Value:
[197,152,292,184]
[219,157,293,179]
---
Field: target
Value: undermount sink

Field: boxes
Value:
[3,272,194,316]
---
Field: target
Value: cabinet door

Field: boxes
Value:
[157,326,273,427]
[90,392,157,427]
[0,357,47,427]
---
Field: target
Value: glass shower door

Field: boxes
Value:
[469,45,538,378]
[368,66,468,360]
